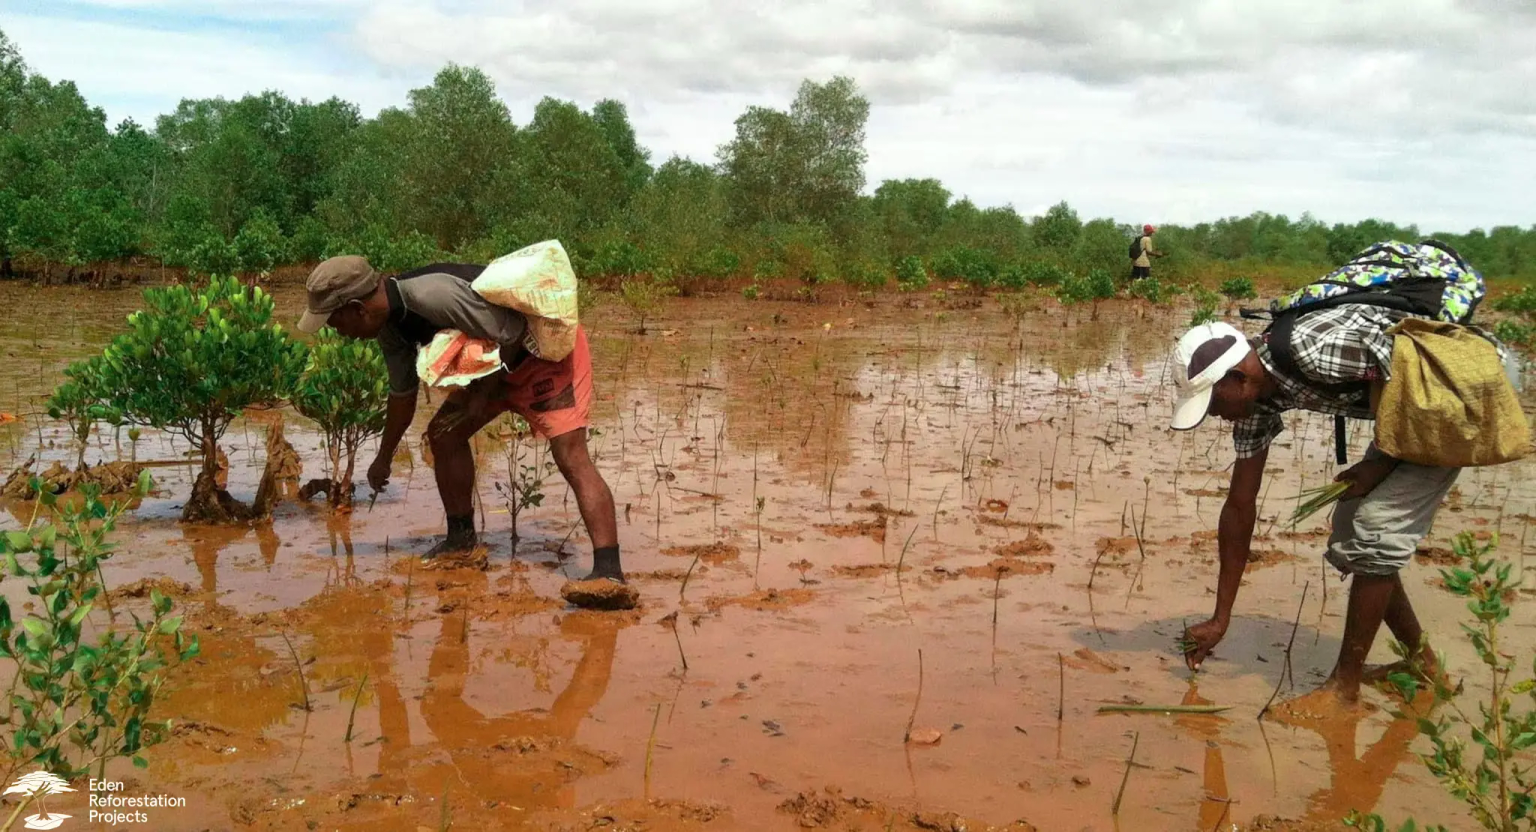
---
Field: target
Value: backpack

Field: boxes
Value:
[1128,236,1143,261]
[1239,239,1486,463]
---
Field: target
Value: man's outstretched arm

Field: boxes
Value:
[1185,447,1267,669]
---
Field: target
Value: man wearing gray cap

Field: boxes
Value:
[1167,313,1464,713]
[296,255,624,584]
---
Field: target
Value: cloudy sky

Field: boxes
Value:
[3,0,1533,232]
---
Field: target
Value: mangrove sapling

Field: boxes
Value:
[44,354,122,473]
[1112,731,1140,816]
[292,329,388,511]
[902,649,925,743]
[91,276,307,522]
[620,277,676,335]
[494,416,555,552]
[0,473,199,785]
[280,631,312,713]
[344,671,369,743]
[1349,532,1536,832]
[1257,582,1310,720]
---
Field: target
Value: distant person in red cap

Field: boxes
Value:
[1131,224,1165,281]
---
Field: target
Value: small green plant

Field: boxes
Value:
[1495,320,1536,352]
[1348,531,1535,832]
[1190,288,1222,326]
[44,356,122,472]
[842,262,887,291]
[493,415,556,551]
[895,255,929,290]
[1493,286,1536,317]
[1024,261,1068,288]
[741,282,761,301]
[0,473,199,791]
[620,277,676,334]
[1056,269,1116,320]
[1219,277,1258,301]
[1129,275,1174,305]
[292,330,389,510]
[92,276,308,521]
[997,292,1038,329]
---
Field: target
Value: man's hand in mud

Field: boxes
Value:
[1183,618,1227,671]
[367,455,391,492]
[1335,456,1397,500]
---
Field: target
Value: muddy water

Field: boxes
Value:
[1,282,1534,831]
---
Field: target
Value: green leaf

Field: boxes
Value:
[67,604,94,628]
[132,755,147,769]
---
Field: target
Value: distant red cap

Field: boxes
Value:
[1144,224,1155,234]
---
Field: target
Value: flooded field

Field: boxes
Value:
[1,281,1534,831]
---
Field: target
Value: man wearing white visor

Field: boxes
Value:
[1169,313,1462,712]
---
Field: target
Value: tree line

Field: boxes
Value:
[2,28,1533,291]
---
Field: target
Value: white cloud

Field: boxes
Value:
[4,0,1534,231]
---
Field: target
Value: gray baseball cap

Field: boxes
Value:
[297,256,378,333]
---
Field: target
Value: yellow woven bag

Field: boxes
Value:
[1374,318,1532,468]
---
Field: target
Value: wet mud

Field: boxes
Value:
[1,282,1534,830]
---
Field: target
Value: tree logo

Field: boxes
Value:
[3,771,74,829]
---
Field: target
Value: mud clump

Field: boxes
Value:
[833,563,894,578]
[3,458,146,498]
[706,587,816,612]
[815,519,887,544]
[110,577,196,602]
[1247,548,1300,569]
[1416,545,1459,566]
[561,579,640,611]
[528,798,726,830]
[957,558,1054,580]
[995,535,1053,559]
[661,542,740,565]
[778,788,1038,831]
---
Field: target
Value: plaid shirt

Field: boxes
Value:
[1233,305,1461,459]
[1232,305,1512,458]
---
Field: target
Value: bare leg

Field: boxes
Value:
[549,428,621,580]
[1328,573,1398,702]
[424,382,503,556]
[1362,575,1442,683]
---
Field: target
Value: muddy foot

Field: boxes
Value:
[423,533,479,560]
[561,579,639,611]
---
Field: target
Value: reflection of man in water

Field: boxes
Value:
[389,592,620,812]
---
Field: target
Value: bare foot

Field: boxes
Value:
[1266,680,1373,725]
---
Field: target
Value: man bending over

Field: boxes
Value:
[296,255,624,584]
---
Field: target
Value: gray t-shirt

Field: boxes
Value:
[378,271,528,397]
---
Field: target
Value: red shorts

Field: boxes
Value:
[453,326,593,439]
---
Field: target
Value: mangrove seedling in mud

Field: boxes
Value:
[493,415,556,551]
[620,276,677,335]
[1219,277,1258,302]
[291,329,388,511]
[44,355,122,473]
[1348,532,1536,832]
[1190,288,1222,326]
[0,474,199,790]
[90,276,308,522]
